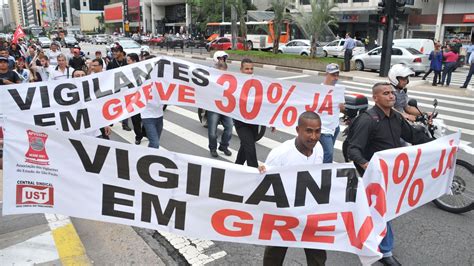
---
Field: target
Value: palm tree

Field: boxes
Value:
[271,0,291,54]
[295,0,338,58]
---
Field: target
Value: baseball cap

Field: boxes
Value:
[0,57,8,62]
[112,44,124,52]
[326,63,340,74]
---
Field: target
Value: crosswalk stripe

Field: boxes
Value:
[341,80,474,105]
[277,74,311,80]
[342,85,473,127]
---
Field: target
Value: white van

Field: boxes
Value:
[392,39,435,56]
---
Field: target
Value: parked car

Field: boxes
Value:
[63,36,78,48]
[107,39,150,56]
[141,35,151,43]
[149,36,165,45]
[38,37,52,48]
[351,46,429,75]
[75,33,85,42]
[92,34,108,45]
[185,37,207,48]
[278,39,324,56]
[207,37,245,51]
[323,39,365,58]
[392,38,435,56]
[159,35,184,48]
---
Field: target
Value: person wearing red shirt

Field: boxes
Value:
[441,45,459,86]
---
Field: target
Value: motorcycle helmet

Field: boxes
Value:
[213,51,228,63]
[388,64,415,87]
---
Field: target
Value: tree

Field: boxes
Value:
[271,0,291,54]
[187,0,255,37]
[295,0,338,57]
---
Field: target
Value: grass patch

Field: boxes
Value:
[226,50,343,64]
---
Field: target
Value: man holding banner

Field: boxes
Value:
[259,111,326,266]
[347,82,432,266]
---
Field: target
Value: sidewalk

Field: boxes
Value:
[150,48,474,97]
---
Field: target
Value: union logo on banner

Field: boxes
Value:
[16,184,54,207]
[25,130,50,165]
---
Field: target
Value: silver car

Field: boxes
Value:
[107,40,150,56]
[93,34,108,45]
[278,39,324,57]
[38,37,52,48]
[351,46,429,75]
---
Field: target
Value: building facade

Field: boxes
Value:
[408,0,474,45]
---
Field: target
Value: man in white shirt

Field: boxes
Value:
[258,111,326,266]
[31,55,55,81]
[320,63,345,163]
[49,54,74,80]
[47,42,62,66]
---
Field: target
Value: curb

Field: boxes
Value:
[45,214,91,266]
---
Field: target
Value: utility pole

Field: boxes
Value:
[379,0,406,77]
[231,4,237,50]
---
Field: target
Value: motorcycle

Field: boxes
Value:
[408,99,473,214]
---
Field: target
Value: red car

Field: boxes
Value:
[149,36,165,45]
[208,37,245,51]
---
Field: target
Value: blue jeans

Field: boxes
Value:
[379,221,394,257]
[142,117,163,148]
[207,111,233,151]
[441,62,457,86]
[320,126,340,163]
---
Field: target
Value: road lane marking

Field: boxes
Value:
[45,214,91,266]
[277,74,310,80]
[342,80,474,104]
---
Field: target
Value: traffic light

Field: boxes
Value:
[378,0,387,15]
[380,15,387,25]
[395,0,406,16]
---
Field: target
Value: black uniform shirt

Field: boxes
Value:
[347,105,431,166]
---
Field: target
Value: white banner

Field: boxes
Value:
[0,56,343,132]
[2,120,382,264]
[362,132,461,221]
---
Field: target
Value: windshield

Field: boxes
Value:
[120,41,140,48]
[39,37,49,41]
[406,48,422,55]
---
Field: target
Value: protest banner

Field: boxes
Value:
[2,119,383,264]
[362,132,461,221]
[0,56,343,133]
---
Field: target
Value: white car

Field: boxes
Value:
[323,39,366,58]
[93,34,108,45]
[107,39,150,56]
[38,37,52,48]
[278,39,324,56]
[351,46,430,75]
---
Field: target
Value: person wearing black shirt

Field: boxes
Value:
[106,44,131,131]
[347,82,431,266]
[0,56,21,85]
[68,47,86,70]
[106,44,127,70]
[234,58,259,167]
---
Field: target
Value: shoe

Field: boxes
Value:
[460,86,467,88]
[210,150,218,157]
[122,125,132,131]
[218,146,232,156]
[432,84,437,86]
[421,77,426,80]
[379,256,401,266]
[135,139,141,145]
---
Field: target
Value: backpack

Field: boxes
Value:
[342,108,380,162]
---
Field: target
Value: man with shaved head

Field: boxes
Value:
[347,82,431,266]
[258,111,325,265]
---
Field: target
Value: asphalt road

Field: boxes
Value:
[71,43,474,265]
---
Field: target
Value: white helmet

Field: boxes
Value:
[213,51,229,63]
[388,64,415,87]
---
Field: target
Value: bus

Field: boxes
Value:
[205,20,297,50]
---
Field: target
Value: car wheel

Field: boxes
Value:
[278,50,283,54]
[301,52,308,56]
[355,60,364,71]
[323,50,328,57]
